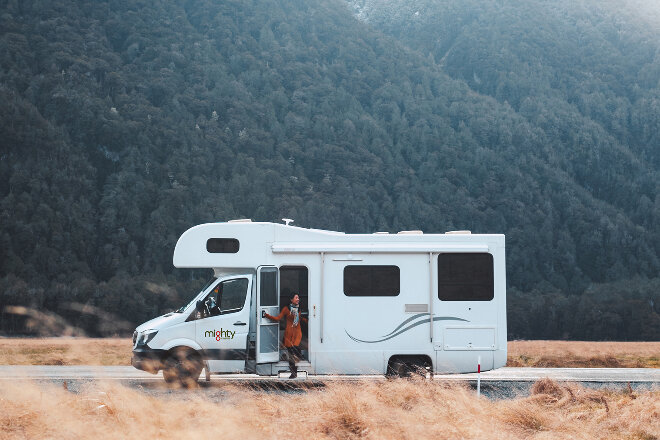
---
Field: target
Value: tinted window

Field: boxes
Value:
[220,278,248,312]
[438,253,493,301]
[206,238,240,253]
[344,265,400,297]
[259,267,278,306]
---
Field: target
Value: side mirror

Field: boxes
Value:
[196,300,204,312]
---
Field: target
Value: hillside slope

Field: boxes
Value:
[0,0,658,338]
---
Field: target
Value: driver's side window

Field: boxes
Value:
[195,278,248,320]
[221,278,249,312]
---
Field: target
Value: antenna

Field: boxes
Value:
[282,218,294,226]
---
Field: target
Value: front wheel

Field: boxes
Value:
[162,348,203,387]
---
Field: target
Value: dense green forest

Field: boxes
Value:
[0,0,658,339]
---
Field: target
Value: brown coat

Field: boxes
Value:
[264,306,307,348]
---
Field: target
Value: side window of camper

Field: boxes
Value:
[437,253,493,301]
[206,238,240,253]
[344,265,400,297]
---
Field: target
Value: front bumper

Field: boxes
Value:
[131,347,167,374]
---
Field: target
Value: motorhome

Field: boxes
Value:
[132,220,506,384]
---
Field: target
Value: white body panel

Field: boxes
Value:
[140,222,506,375]
[195,275,252,373]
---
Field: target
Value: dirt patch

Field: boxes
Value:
[0,338,658,368]
[0,338,130,366]
[507,341,660,368]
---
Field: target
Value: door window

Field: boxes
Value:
[220,278,248,313]
[196,278,248,319]
[259,267,278,306]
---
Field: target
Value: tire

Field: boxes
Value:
[387,357,433,379]
[163,348,202,387]
[386,359,409,378]
[411,362,432,379]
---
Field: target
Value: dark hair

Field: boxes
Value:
[290,292,299,300]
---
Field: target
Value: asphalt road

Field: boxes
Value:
[1,365,657,383]
[1,366,656,399]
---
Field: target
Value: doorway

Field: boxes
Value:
[279,266,309,360]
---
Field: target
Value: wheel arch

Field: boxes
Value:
[386,354,434,376]
[160,338,203,352]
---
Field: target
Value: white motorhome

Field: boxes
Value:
[132,220,506,384]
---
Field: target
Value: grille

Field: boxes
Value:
[405,304,429,313]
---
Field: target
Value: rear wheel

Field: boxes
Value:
[386,356,433,379]
[162,348,203,387]
[386,359,408,378]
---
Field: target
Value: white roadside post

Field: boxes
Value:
[477,356,481,397]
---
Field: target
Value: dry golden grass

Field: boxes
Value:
[0,338,130,366]
[0,379,657,440]
[1,338,658,368]
[507,340,660,368]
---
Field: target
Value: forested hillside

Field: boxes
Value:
[1,0,658,339]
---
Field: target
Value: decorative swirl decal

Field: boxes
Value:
[382,313,429,337]
[346,315,468,344]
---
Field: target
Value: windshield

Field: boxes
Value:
[176,276,218,313]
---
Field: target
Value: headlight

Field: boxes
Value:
[138,329,158,346]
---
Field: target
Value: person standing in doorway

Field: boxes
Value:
[264,293,307,378]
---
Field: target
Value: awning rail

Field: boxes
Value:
[271,243,489,253]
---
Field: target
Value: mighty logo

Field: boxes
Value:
[205,329,235,341]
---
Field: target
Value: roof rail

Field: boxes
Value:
[228,219,252,223]
[445,230,471,234]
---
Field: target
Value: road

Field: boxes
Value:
[0,365,657,383]
[0,366,656,399]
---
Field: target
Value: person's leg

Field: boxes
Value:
[287,347,298,378]
[292,345,302,362]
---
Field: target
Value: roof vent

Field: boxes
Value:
[397,230,423,235]
[445,230,471,235]
[228,219,252,223]
[282,218,294,226]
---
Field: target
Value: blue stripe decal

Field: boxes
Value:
[382,313,429,336]
[346,316,468,344]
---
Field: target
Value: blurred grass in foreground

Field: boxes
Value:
[0,378,657,439]
[0,338,658,367]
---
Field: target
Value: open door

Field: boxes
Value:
[256,266,280,364]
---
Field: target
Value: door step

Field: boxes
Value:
[273,361,311,369]
[277,369,309,379]
[256,361,312,376]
